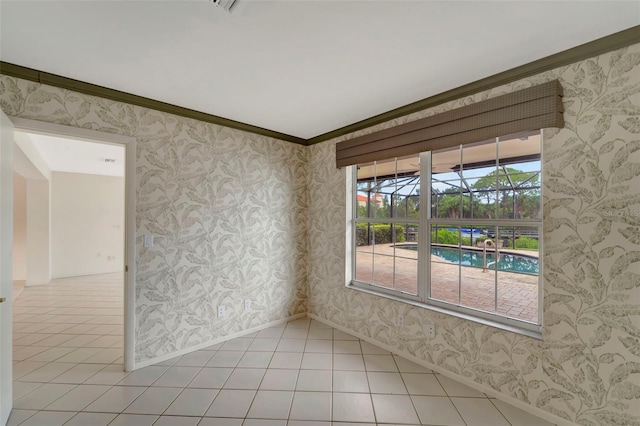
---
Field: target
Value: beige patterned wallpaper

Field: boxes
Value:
[2,41,639,425]
[0,77,309,363]
[307,43,640,425]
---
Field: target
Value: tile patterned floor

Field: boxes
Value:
[9,273,555,426]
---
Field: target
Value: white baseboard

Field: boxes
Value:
[52,271,124,280]
[307,313,576,426]
[134,313,307,370]
[24,281,50,287]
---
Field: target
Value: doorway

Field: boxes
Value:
[0,117,136,425]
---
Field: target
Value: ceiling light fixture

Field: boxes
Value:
[209,0,239,13]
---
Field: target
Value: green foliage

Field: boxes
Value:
[393,195,420,219]
[473,167,539,191]
[356,195,419,220]
[430,229,471,246]
[356,204,368,218]
[356,223,405,246]
[515,236,539,250]
[431,229,458,245]
[432,167,541,219]
[475,236,489,245]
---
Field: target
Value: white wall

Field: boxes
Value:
[14,132,51,181]
[26,179,51,286]
[14,136,52,287]
[12,173,27,281]
[52,172,124,278]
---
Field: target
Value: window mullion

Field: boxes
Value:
[419,151,430,303]
[392,159,397,291]
[494,137,500,313]
[538,130,545,326]
[495,228,499,313]
[372,161,377,261]
[457,146,462,307]
[494,137,499,219]
[352,165,358,286]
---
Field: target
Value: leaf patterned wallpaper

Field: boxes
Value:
[0,77,309,363]
[308,43,640,425]
[1,41,639,425]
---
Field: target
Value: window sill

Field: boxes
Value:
[346,281,543,340]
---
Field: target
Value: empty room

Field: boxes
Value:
[0,2,639,426]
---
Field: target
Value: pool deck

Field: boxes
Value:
[355,244,539,324]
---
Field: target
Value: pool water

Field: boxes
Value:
[400,245,539,275]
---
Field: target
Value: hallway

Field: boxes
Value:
[9,273,553,425]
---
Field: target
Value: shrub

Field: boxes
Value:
[430,229,471,246]
[515,236,539,250]
[475,236,489,245]
[356,223,405,246]
[430,229,457,245]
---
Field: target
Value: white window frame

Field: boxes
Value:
[348,132,544,336]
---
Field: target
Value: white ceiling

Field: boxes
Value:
[1,1,638,139]
[17,132,125,177]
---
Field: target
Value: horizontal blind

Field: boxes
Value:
[336,80,563,168]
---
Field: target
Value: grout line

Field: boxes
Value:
[488,397,517,426]
[433,374,470,426]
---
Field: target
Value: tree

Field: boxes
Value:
[434,194,461,218]
[471,167,540,219]
[393,194,420,219]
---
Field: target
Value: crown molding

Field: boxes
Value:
[2,25,639,147]
[0,62,306,145]
[306,24,640,145]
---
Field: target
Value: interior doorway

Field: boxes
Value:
[11,130,127,389]
[0,114,136,423]
[0,117,136,421]
[2,118,136,400]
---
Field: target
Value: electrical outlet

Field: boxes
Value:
[397,314,405,327]
[244,299,251,310]
[427,324,436,339]
[217,305,225,317]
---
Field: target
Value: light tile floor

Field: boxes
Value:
[9,273,556,426]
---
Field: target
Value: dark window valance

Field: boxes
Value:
[336,80,563,168]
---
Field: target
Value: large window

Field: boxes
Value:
[351,130,542,331]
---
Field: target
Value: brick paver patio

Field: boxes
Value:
[355,244,539,323]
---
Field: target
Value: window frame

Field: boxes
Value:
[348,132,544,336]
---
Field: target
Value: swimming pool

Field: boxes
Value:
[400,245,538,275]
